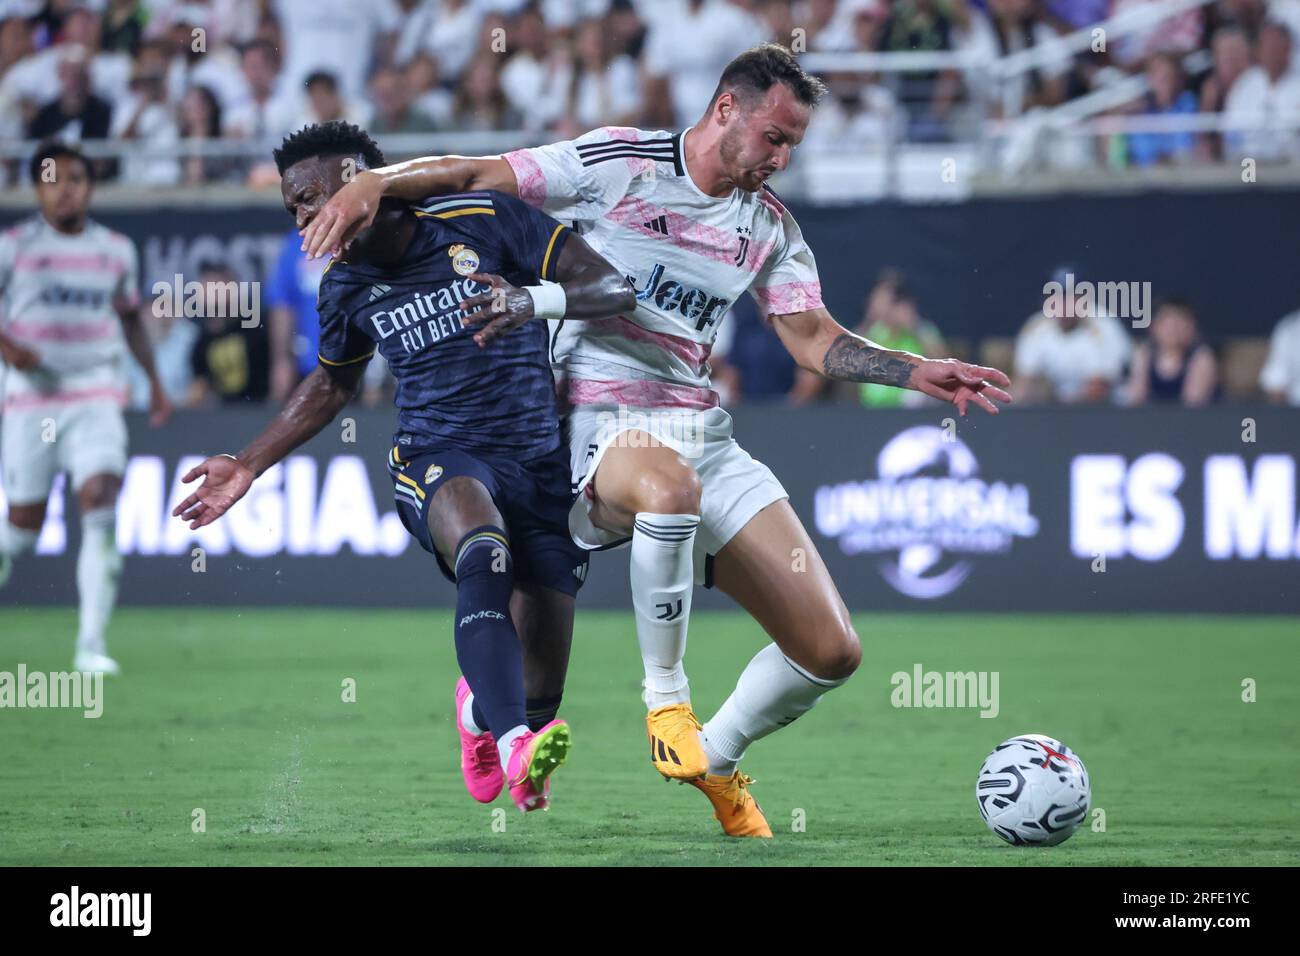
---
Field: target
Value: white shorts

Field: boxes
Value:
[566,404,787,586]
[1,400,128,505]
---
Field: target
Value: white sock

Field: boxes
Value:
[460,691,485,736]
[630,512,699,709]
[497,723,530,771]
[75,508,121,656]
[701,643,850,776]
[0,521,40,558]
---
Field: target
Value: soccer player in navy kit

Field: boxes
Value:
[173,122,635,813]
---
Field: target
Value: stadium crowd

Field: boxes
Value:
[2,0,1300,185]
[1,0,1298,409]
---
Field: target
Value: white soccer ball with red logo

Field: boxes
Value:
[976,734,1091,846]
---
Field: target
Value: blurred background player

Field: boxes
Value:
[0,141,170,674]
[173,122,635,813]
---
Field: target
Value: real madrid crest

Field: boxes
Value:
[424,463,443,484]
[448,243,479,276]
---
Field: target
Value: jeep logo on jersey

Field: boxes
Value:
[38,286,109,309]
[628,263,729,332]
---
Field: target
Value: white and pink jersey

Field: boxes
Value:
[0,216,139,411]
[504,125,823,410]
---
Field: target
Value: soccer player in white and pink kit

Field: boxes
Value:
[0,142,171,674]
[302,45,1012,837]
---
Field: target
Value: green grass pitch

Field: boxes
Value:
[1,607,1296,866]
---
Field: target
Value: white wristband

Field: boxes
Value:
[524,283,566,320]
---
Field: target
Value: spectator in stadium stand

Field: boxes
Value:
[875,0,965,140]
[1223,20,1300,162]
[606,0,649,60]
[409,0,483,88]
[556,17,642,135]
[446,53,522,132]
[1041,0,1109,33]
[289,70,372,134]
[1204,0,1270,43]
[499,3,563,132]
[1259,302,1300,405]
[641,0,769,130]
[186,261,271,407]
[27,45,113,142]
[109,49,181,185]
[709,295,824,406]
[1,3,131,130]
[274,0,398,102]
[1125,298,1218,407]
[265,227,332,400]
[855,274,946,409]
[981,0,1068,115]
[1110,0,1205,68]
[1197,25,1252,158]
[1127,52,1199,167]
[0,12,33,80]
[1013,266,1134,404]
[368,65,437,134]
[149,4,244,114]
[179,84,244,184]
[223,39,290,140]
[101,0,147,56]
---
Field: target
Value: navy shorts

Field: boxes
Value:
[387,441,589,597]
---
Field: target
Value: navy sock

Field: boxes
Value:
[526,694,563,732]
[452,527,526,740]
[470,698,489,735]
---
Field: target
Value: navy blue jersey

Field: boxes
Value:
[315,190,572,458]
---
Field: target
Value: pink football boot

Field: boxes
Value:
[505,719,571,812]
[455,677,504,803]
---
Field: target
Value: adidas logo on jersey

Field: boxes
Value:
[368,283,392,302]
[642,215,669,236]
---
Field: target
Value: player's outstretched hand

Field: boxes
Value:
[300,170,384,260]
[459,272,535,348]
[911,358,1013,416]
[0,339,40,371]
[172,455,255,530]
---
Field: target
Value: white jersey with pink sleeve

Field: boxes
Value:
[0,215,139,411]
[504,125,824,411]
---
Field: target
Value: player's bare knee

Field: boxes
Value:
[78,474,121,511]
[809,623,861,681]
[632,461,701,515]
[6,502,47,532]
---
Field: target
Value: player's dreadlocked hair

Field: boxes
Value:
[709,43,826,111]
[272,121,386,176]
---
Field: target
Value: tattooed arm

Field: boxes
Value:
[770,307,1013,416]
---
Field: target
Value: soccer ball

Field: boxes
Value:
[975,734,1090,846]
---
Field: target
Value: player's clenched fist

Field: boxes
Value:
[172,455,255,530]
